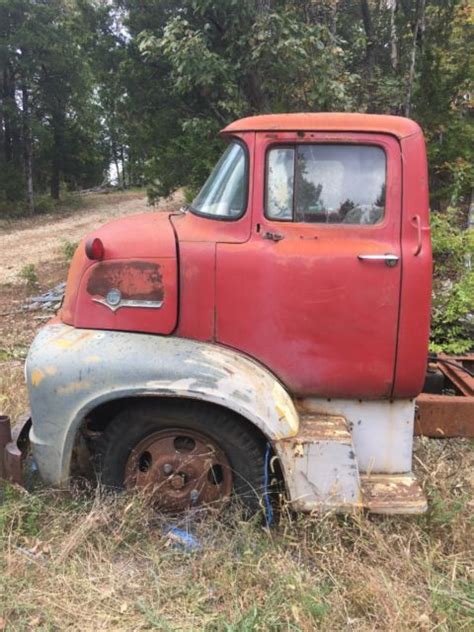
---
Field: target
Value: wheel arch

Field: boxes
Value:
[83,393,273,444]
[71,394,279,482]
[27,324,299,485]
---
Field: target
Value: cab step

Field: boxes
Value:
[360,473,427,514]
[274,412,428,514]
[276,414,361,512]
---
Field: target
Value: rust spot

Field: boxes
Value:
[415,394,474,437]
[56,380,92,395]
[282,414,351,443]
[415,354,474,438]
[87,261,164,301]
[53,331,96,349]
[361,474,427,514]
[31,369,44,387]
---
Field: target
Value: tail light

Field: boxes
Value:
[85,237,104,261]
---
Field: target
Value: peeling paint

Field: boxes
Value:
[52,331,96,350]
[26,323,299,487]
[361,473,427,514]
[87,261,164,301]
[274,413,361,510]
[272,384,299,434]
[56,380,92,395]
[31,369,44,386]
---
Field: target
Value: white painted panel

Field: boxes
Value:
[297,399,415,473]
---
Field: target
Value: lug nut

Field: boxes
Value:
[170,475,185,489]
[163,463,173,474]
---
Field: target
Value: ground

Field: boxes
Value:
[0,192,472,631]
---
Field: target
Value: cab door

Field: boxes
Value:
[216,132,402,398]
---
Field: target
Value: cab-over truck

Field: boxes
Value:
[16,113,432,514]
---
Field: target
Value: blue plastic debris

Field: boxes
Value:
[165,527,201,551]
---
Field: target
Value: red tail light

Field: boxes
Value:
[85,237,104,261]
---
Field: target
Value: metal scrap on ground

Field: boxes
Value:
[24,282,66,312]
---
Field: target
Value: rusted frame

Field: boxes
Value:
[415,354,474,438]
[437,354,474,397]
[0,413,31,485]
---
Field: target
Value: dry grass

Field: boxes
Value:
[0,438,472,631]
[0,193,472,630]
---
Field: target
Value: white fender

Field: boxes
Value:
[26,323,299,484]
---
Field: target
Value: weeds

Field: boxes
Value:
[18,263,38,288]
[0,438,472,631]
[62,239,79,262]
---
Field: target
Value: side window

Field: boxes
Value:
[266,144,386,225]
[266,147,294,220]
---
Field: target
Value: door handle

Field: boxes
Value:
[262,231,284,242]
[357,254,399,267]
[412,214,422,256]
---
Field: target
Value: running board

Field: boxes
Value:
[274,414,427,514]
[360,473,427,514]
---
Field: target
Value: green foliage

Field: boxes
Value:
[0,0,109,216]
[19,263,38,288]
[417,3,474,207]
[1,0,473,349]
[62,240,79,262]
[33,196,57,216]
[430,207,474,353]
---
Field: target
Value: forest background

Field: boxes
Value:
[0,0,472,350]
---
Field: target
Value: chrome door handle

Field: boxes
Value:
[357,254,399,268]
[262,231,284,242]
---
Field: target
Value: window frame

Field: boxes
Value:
[264,141,388,227]
[189,138,250,222]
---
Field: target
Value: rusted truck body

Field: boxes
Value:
[22,113,433,514]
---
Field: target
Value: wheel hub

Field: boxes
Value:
[124,428,233,512]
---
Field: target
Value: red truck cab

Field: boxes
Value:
[26,113,432,515]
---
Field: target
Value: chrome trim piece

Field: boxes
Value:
[357,253,399,267]
[357,254,399,262]
[92,298,164,312]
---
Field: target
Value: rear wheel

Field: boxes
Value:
[99,400,266,514]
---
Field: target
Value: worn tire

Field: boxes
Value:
[98,399,266,515]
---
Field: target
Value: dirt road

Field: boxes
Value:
[0,190,181,285]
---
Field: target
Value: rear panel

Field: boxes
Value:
[392,131,432,397]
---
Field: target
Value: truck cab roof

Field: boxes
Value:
[221,112,422,140]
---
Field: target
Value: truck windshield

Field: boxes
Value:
[191,142,247,219]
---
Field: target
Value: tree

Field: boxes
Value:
[0,0,109,214]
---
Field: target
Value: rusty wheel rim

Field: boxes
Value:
[124,428,233,512]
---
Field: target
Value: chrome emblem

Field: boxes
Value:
[106,288,122,307]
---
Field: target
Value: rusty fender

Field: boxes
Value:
[26,323,299,486]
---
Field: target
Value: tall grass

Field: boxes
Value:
[1,437,472,631]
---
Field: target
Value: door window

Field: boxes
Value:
[266,144,386,224]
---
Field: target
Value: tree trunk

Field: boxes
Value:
[405,0,426,117]
[22,85,35,215]
[50,107,65,199]
[389,0,398,71]
[112,141,121,188]
[360,0,376,72]
[120,145,127,189]
[256,0,271,14]
[2,66,14,165]
[330,1,338,38]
